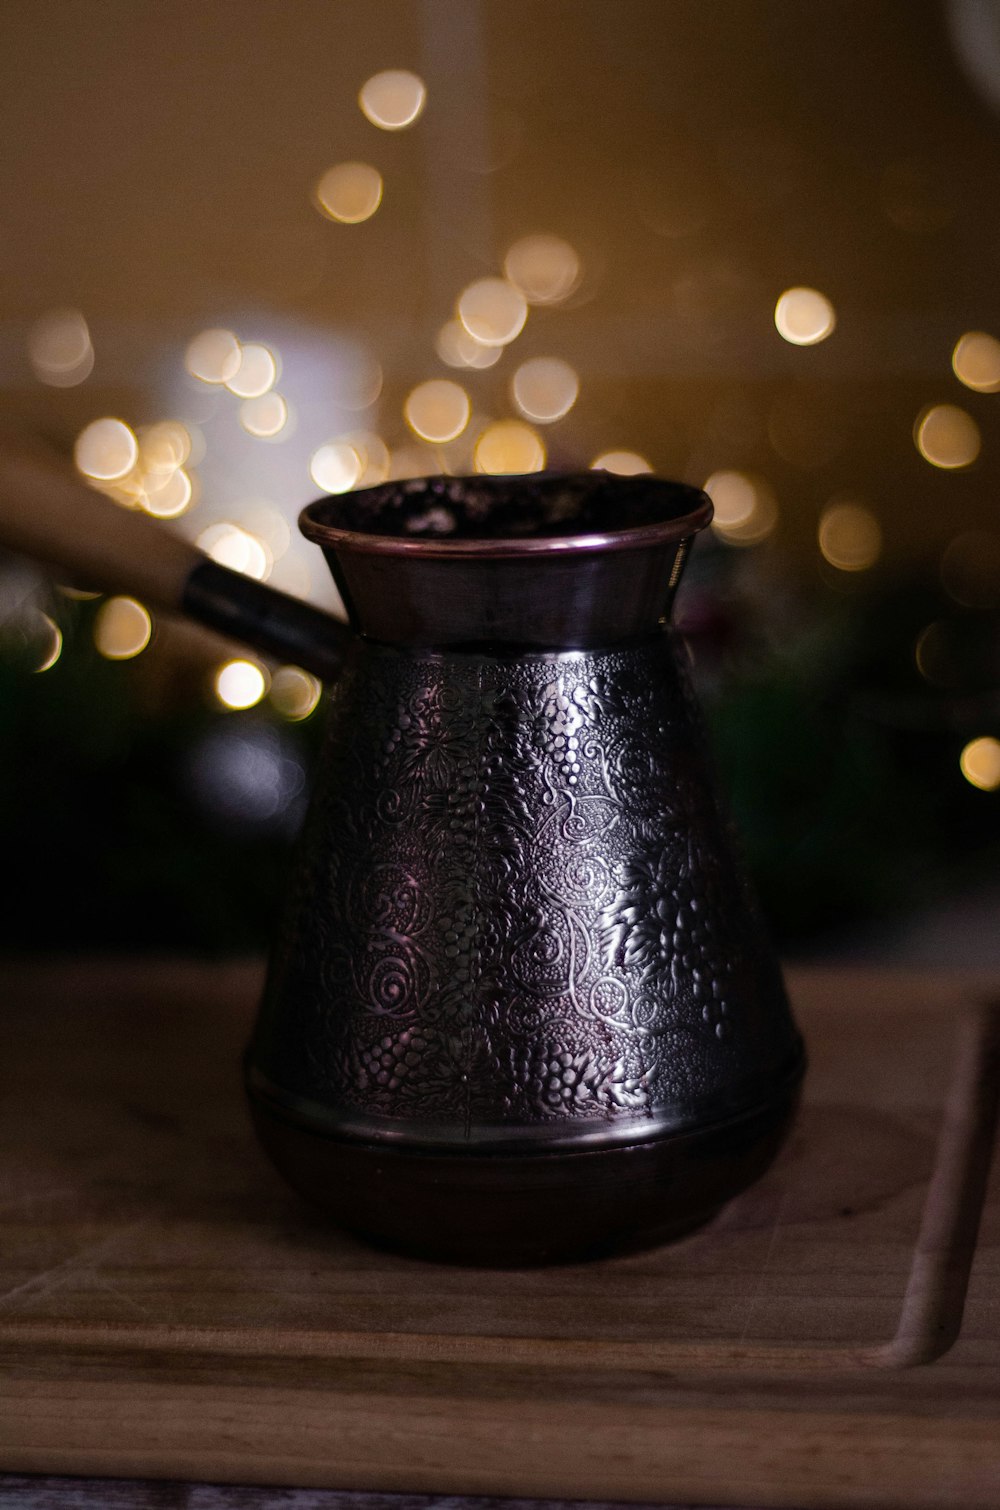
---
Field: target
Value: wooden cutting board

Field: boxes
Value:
[0,959,998,1509]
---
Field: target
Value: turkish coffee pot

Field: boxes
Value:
[0,440,805,1264]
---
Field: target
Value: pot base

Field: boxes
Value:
[247,1080,801,1266]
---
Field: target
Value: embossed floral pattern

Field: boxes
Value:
[253,636,795,1139]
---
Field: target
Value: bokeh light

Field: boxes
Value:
[270,665,322,720]
[314,162,383,223]
[75,418,139,482]
[704,470,778,546]
[197,523,271,580]
[474,420,545,474]
[591,450,652,476]
[940,531,1000,609]
[240,392,289,438]
[27,308,93,387]
[225,343,278,398]
[94,597,152,660]
[960,736,1000,792]
[774,287,836,346]
[215,659,268,711]
[139,421,192,474]
[185,328,242,384]
[341,430,391,486]
[143,466,193,519]
[404,379,471,443]
[358,69,426,130]
[309,441,364,493]
[504,235,581,305]
[914,404,981,468]
[32,615,63,673]
[457,278,528,346]
[951,331,1000,393]
[818,500,882,571]
[436,319,502,370]
[511,358,579,423]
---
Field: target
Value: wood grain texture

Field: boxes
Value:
[0,959,998,1508]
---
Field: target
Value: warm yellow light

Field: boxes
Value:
[940,531,1000,609]
[143,466,193,519]
[197,523,270,580]
[591,450,652,476]
[504,235,581,306]
[185,328,242,384]
[215,659,268,711]
[952,331,1000,393]
[75,418,139,482]
[28,308,93,387]
[915,404,981,469]
[94,596,152,660]
[435,319,502,370]
[457,278,528,347]
[309,442,364,494]
[139,421,191,474]
[358,69,426,130]
[226,343,278,398]
[33,614,63,673]
[960,736,1000,792]
[340,431,391,486]
[818,501,881,571]
[774,287,836,346]
[339,356,384,410]
[511,358,579,423]
[704,471,778,546]
[240,392,289,438]
[404,379,471,443]
[243,504,291,561]
[270,665,322,720]
[474,420,546,475]
[314,162,383,223]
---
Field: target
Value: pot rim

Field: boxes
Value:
[299,472,713,559]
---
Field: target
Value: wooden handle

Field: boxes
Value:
[0,432,202,609]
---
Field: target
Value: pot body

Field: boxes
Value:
[247,626,803,1262]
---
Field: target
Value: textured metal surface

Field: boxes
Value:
[250,632,801,1150]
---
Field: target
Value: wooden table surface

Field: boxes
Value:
[0,959,998,1509]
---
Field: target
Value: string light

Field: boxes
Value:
[314,163,383,223]
[309,441,364,493]
[591,451,652,476]
[952,331,1000,393]
[774,287,836,346]
[436,319,501,370]
[511,358,579,423]
[75,418,138,482]
[143,466,193,519]
[914,404,980,469]
[215,659,268,710]
[185,329,242,384]
[457,278,527,346]
[358,70,426,130]
[28,308,93,387]
[960,737,1000,792]
[704,470,778,546]
[94,597,152,660]
[270,666,322,720]
[197,523,271,580]
[225,343,278,398]
[504,235,581,305]
[32,615,63,673]
[818,500,881,571]
[240,392,289,438]
[474,420,545,474]
[404,379,471,443]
